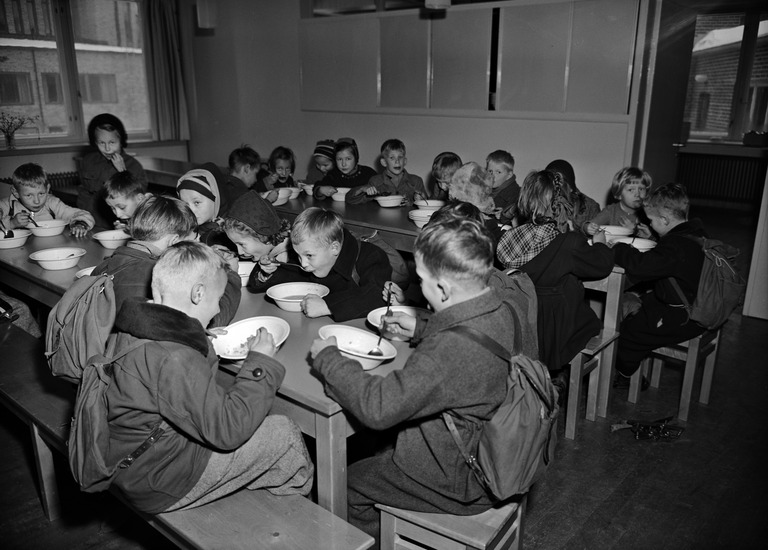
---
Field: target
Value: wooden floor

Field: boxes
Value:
[1,206,766,549]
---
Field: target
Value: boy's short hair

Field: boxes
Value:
[431,152,462,179]
[223,217,291,246]
[610,166,652,200]
[228,145,260,171]
[268,146,296,172]
[447,162,494,214]
[128,195,197,242]
[428,201,484,227]
[87,113,128,148]
[291,207,344,247]
[381,139,405,155]
[486,150,515,171]
[11,163,47,190]
[335,138,359,163]
[644,182,689,220]
[152,241,225,297]
[104,171,147,199]
[415,218,493,287]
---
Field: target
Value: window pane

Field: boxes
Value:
[0,0,63,138]
[684,14,744,140]
[746,15,768,133]
[71,0,149,134]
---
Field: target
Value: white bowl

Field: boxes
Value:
[408,209,433,219]
[277,187,293,200]
[272,195,289,206]
[374,195,405,208]
[413,199,446,211]
[366,306,432,341]
[211,316,291,360]
[0,229,32,249]
[412,218,429,229]
[600,225,633,239]
[75,266,96,279]
[331,192,347,202]
[238,261,257,287]
[318,324,397,370]
[29,247,86,270]
[28,219,68,237]
[334,187,351,195]
[613,237,657,252]
[302,184,315,196]
[285,187,301,199]
[93,230,131,249]
[266,282,330,312]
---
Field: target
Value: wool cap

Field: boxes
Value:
[177,162,247,220]
[226,190,282,237]
[313,139,335,161]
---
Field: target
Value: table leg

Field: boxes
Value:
[314,412,349,520]
[30,423,63,521]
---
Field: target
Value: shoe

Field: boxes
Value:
[613,373,649,391]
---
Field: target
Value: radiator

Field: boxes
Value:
[46,171,81,190]
[676,153,767,204]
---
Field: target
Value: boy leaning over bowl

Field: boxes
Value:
[248,207,391,322]
[1,163,94,237]
[100,241,313,514]
[309,217,521,547]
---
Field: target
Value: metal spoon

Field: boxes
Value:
[28,213,40,228]
[369,284,392,356]
[0,220,13,238]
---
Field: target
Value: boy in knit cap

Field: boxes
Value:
[305,139,336,186]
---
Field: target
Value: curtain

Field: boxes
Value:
[143,0,191,141]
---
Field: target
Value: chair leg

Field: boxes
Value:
[699,331,720,404]
[596,340,617,418]
[586,357,600,422]
[566,354,584,440]
[650,357,663,388]
[628,359,649,403]
[678,337,702,422]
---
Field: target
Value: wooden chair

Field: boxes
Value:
[628,328,721,421]
[377,496,526,550]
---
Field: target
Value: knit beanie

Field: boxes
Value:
[226,190,282,237]
[177,162,247,220]
[313,139,335,161]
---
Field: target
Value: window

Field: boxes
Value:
[0,0,151,145]
[0,72,33,104]
[683,12,768,142]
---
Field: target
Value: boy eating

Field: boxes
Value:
[222,190,291,262]
[309,218,519,545]
[1,163,94,237]
[104,241,313,514]
[347,139,426,205]
[104,171,149,230]
[250,207,391,321]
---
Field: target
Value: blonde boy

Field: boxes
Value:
[485,150,520,224]
[347,139,426,205]
[104,170,149,230]
[1,163,94,236]
[250,207,391,321]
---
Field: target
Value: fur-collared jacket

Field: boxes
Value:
[106,299,285,514]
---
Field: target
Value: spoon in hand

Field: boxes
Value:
[0,220,13,238]
[369,283,392,356]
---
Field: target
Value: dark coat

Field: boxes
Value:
[248,228,391,321]
[106,299,285,513]
[313,166,377,199]
[312,288,515,503]
[521,232,614,370]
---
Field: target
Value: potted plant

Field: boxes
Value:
[0,111,39,149]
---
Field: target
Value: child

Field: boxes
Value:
[177,162,248,248]
[222,191,292,262]
[346,139,426,205]
[104,171,149,230]
[429,151,462,200]
[447,162,503,244]
[305,139,336,185]
[585,167,652,238]
[2,163,94,237]
[309,217,519,544]
[103,241,313,514]
[613,183,707,385]
[313,138,377,200]
[257,146,297,189]
[78,113,147,228]
[249,207,391,321]
[228,145,278,202]
[485,150,520,225]
[92,195,241,328]
[545,159,600,235]
[497,169,613,388]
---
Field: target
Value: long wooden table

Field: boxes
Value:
[0,230,412,520]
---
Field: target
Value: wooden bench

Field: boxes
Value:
[377,496,526,550]
[0,324,373,550]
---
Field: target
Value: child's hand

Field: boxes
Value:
[302,294,331,318]
[584,222,600,236]
[383,282,406,305]
[212,245,239,271]
[258,255,280,275]
[261,190,279,203]
[317,185,336,198]
[264,172,279,188]
[364,185,378,196]
[113,219,128,231]
[593,229,607,245]
[11,211,31,229]
[69,221,89,238]
[381,311,416,339]
[310,335,337,360]
[109,153,126,172]
[619,219,635,231]
[247,327,276,357]
[635,223,652,239]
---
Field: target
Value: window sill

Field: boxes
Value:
[678,142,768,159]
[0,139,188,158]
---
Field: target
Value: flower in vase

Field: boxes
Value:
[0,111,39,149]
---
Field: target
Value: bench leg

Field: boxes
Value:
[586,357,600,422]
[650,357,663,388]
[566,354,584,440]
[30,423,63,521]
[678,337,701,422]
[315,413,348,520]
[596,340,617,418]
[699,334,719,405]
